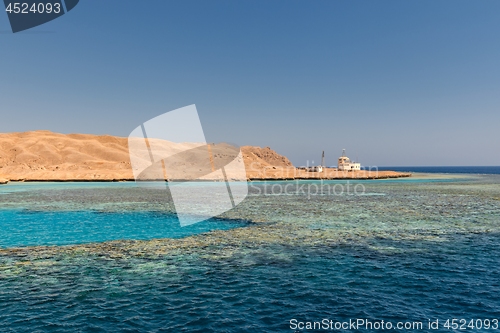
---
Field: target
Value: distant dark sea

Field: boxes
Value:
[378,166,500,175]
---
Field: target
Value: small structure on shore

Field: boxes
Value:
[309,151,325,172]
[309,150,325,172]
[299,151,325,172]
[338,149,360,171]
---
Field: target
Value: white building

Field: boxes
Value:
[309,165,323,172]
[338,149,360,171]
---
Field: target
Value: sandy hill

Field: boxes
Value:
[0,131,294,181]
[241,146,293,168]
[0,131,409,182]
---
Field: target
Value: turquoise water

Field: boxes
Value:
[0,176,499,332]
[0,210,247,248]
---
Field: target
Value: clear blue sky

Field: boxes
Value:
[1,0,499,166]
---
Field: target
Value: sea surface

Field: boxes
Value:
[378,166,500,175]
[0,174,499,332]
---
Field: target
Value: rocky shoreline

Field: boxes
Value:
[246,167,411,181]
[0,171,411,183]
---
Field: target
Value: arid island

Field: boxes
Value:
[0,131,410,183]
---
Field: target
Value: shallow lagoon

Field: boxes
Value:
[0,175,499,332]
